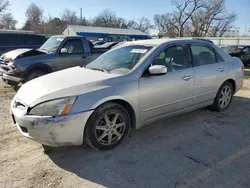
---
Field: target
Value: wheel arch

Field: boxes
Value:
[92,97,137,129]
[224,79,236,93]
[24,63,53,76]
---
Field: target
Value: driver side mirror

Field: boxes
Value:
[149,65,167,75]
[60,48,68,54]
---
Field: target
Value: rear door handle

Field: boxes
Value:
[182,75,193,81]
[218,67,224,72]
[82,55,87,59]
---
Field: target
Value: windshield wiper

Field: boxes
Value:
[89,68,110,73]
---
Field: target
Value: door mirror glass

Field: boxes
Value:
[60,48,68,54]
[149,65,167,75]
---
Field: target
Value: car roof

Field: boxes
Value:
[121,38,213,47]
[52,35,85,38]
[227,45,250,47]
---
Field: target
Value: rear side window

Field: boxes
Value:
[190,45,217,67]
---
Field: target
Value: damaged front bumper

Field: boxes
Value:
[0,66,22,85]
[11,104,94,147]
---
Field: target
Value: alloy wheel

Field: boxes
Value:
[95,112,126,146]
[219,85,232,108]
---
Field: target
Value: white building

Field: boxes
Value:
[61,25,150,42]
[223,27,240,37]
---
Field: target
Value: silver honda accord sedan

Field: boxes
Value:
[10,39,244,150]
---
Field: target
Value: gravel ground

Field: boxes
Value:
[0,69,250,188]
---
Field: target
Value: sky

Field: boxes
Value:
[8,0,250,34]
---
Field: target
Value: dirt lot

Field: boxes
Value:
[0,69,250,188]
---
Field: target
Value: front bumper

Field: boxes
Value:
[0,67,22,84]
[11,105,94,147]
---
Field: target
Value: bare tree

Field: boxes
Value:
[61,9,77,24]
[171,0,205,37]
[190,0,237,37]
[154,0,237,37]
[0,12,17,29]
[127,17,153,33]
[92,9,127,28]
[25,3,43,23]
[154,13,179,37]
[25,3,44,32]
[0,0,9,13]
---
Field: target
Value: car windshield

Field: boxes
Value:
[225,46,244,53]
[86,45,152,74]
[39,36,64,52]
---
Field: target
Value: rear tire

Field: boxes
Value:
[210,81,233,112]
[84,102,131,151]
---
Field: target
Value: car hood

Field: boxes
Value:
[0,48,48,64]
[1,49,32,60]
[14,67,120,106]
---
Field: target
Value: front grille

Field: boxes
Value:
[19,126,28,133]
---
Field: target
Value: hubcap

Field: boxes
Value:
[95,112,126,145]
[219,85,232,108]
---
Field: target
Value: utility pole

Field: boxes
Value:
[80,8,82,25]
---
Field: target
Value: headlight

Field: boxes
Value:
[29,97,77,116]
[8,61,15,68]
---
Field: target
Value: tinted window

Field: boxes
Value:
[190,45,217,66]
[25,35,46,45]
[0,34,25,45]
[62,39,84,54]
[152,44,191,72]
[0,33,46,46]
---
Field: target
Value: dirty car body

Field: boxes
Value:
[11,39,244,148]
[0,35,104,86]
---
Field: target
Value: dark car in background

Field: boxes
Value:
[225,45,250,67]
[0,32,47,55]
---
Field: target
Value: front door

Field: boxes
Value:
[139,44,194,122]
[190,44,228,105]
[52,39,86,71]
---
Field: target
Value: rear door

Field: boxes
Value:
[190,43,228,105]
[53,39,87,71]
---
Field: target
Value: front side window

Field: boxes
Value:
[190,45,217,67]
[152,44,191,72]
[242,47,250,54]
[61,39,84,54]
[86,45,152,74]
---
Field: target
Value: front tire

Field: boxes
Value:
[24,70,47,83]
[210,81,233,112]
[84,102,131,151]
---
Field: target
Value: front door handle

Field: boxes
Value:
[82,55,87,59]
[182,75,192,81]
[218,67,224,72]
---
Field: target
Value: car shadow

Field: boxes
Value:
[46,95,250,188]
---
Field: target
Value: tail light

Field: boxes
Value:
[241,64,244,72]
